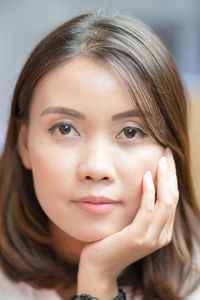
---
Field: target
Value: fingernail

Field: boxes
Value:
[160,156,167,170]
[145,170,152,180]
[145,170,153,185]
[165,147,173,164]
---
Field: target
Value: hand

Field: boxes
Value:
[77,148,179,298]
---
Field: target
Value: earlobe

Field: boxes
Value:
[17,124,32,170]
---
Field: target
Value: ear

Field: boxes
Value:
[18,124,32,170]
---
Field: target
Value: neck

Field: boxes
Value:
[49,221,87,264]
[49,222,89,299]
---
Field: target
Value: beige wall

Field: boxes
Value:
[189,98,200,204]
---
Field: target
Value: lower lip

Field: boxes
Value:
[74,201,119,214]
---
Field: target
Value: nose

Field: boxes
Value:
[77,139,116,183]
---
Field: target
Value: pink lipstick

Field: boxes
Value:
[73,196,120,214]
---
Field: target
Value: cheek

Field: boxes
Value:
[126,143,164,175]
[119,144,164,203]
[28,142,78,200]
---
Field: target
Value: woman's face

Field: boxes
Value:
[18,57,164,243]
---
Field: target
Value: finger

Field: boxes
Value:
[119,171,156,260]
[165,147,179,201]
[158,148,179,225]
[140,170,155,210]
[158,195,178,246]
[146,153,178,244]
[145,156,172,236]
[156,149,179,208]
[156,155,169,205]
[154,148,179,234]
[159,214,175,246]
[130,170,155,234]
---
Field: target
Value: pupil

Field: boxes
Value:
[59,125,71,135]
[124,128,136,138]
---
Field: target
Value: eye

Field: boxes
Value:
[48,122,80,136]
[117,126,146,139]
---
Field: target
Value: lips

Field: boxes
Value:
[72,195,120,214]
[75,195,119,204]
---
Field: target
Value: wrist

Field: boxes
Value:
[77,268,118,300]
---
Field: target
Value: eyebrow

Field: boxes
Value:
[40,106,85,119]
[112,109,139,120]
[40,106,140,120]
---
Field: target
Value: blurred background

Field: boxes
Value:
[0,0,199,194]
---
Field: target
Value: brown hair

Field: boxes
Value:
[0,11,199,299]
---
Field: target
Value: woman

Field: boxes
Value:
[0,11,199,300]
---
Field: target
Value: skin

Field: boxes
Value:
[18,57,179,299]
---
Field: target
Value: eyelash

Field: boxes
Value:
[48,122,147,140]
[48,122,80,136]
[117,126,147,139]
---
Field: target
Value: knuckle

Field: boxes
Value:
[164,236,172,246]
[163,199,174,210]
[175,189,179,201]
[147,238,157,249]
[166,236,172,245]
[138,207,153,219]
[166,232,173,244]
[171,189,179,201]
[141,205,154,215]
[170,167,176,174]
[145,206,154,214]
[160,191,179,210]
[134,236,145,247]
[157,239,165,249]
[149,190,156,201]
[158,235,172,248]
[145,233,157,249]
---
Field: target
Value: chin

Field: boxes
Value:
[67,219,131,243]
[70,229,114,243]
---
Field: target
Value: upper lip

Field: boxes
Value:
[74,195,119,204]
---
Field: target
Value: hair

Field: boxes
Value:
[0,11,200,300]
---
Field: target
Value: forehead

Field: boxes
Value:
[30,57,136,115]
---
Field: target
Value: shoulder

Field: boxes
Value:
[122,284,200,300]
[188,286,200,300]
[0,269,35,299]
[0,269,61,300]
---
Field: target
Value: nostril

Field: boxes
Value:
[85,176,109,181]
